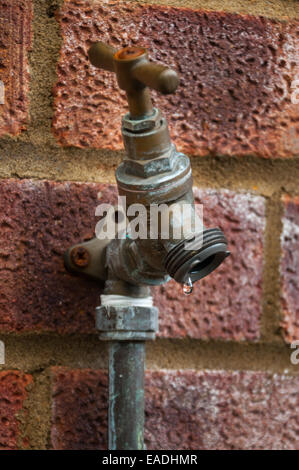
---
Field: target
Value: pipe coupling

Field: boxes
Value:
[96,295,158,341]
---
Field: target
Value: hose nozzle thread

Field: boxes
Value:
[164,228,230,284]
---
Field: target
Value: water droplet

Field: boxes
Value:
[183,277,193,295]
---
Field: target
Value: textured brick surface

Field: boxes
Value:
[51,368,299,450]
[53,1,299,158]
[0,0,32,136]
[51,368,108,450]
[0,180,265,339]
[0,371,32,450]
[0,179,117,333]
[281,195,299,344]
[154,189,265,341]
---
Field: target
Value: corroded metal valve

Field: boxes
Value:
[88,43,179,117]
[66,42,229,289]
[64,42,230,451]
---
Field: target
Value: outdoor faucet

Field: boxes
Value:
[64,42,229,450]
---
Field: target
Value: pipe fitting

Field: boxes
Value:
[96,295,158,341]
[164,228,230,284]
[65,42,230,290]
[122,110,172,160]
[64,42,231,451]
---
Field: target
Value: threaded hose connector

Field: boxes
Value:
[164,228,230,284]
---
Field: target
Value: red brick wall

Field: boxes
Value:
[53,1,299,158]
[0,0,298,450]
[0,1,32,137]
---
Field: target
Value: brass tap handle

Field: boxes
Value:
[88,42,179,118]
[88,42,116,72]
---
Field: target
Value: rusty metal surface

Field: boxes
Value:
[88,41,178,119]
[115,46,145,61]
[64,237,109,282]
[70,246,90,268]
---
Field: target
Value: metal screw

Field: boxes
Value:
[70,246,90,268]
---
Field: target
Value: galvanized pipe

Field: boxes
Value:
[108,341,145,450]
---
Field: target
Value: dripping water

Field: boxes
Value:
[183,277,193,295]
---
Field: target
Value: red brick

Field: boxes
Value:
[154,189,265,341]
[0,179,117,333]
[281,195,299,344]
[0,371,32,450]
[146,370,299,450]
[50,368,299,450]
[53,1,299,158]
[0,180,265,340]
[0,0,32,137]
[51,368,108,450]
